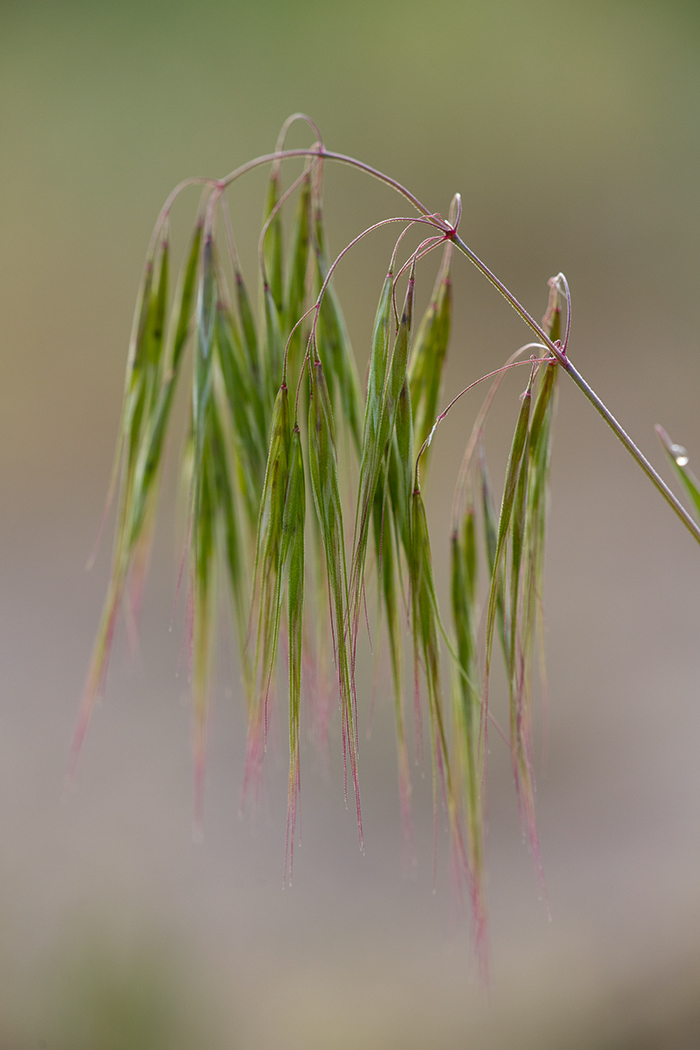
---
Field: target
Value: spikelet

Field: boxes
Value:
[215,302,266,529]
[451,490,487,956]
[313,199,363,457]
[282,426,306,881]
[408,240,452,467]
[245,382,291,796]
[308,348,362,845]
[372,466,412,846]
[262,165,284,318]
[284,172,312,385]
[409,486,465,888]
[72,222,201,773]
[351,267,414,652]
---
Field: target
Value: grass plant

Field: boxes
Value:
[76,115,700,967]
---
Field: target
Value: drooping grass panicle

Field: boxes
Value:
[85,117,700,971]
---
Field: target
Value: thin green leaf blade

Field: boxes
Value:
[656,425,700,521]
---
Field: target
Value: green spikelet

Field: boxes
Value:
[308,350,362,845]
[313,212,364,457]
[515,349,558,872]
[451,494,487,951]
[262,169,284,316]
[352,269,392,566]
[351,270,414,648]
[409,487,463,879]
[372,466,411,846]
[282,426,306,880]
[285,173,311,382]
[191,408,218,825]
[263,283,285,410]
[478,435,506,661]
[387,375,413,557]
[245,383,291,795]
[409,242,452,465]
[188,234,222,821]
[207,389,250,691]
[192,234,217,472]
[73,227,198,771]
[483,368,534,731]
[215,302,266,528]
[235,269,262,394]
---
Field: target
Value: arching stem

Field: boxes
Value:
[451,233,700,547]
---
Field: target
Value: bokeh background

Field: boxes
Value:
[2,1,700,1046]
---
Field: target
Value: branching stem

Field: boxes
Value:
[142,142,698,547]
[451,234,700,547]
[414,355,550,491]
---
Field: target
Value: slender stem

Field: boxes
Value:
[312,215,443,344]
[451,234,700,547]
[415,354,549,489]
[217,148,442,221]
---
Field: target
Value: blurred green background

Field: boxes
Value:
[2,0,700,1046]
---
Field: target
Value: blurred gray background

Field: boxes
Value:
[2,1,700,1046]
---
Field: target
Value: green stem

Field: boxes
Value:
[452,234,700,548]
